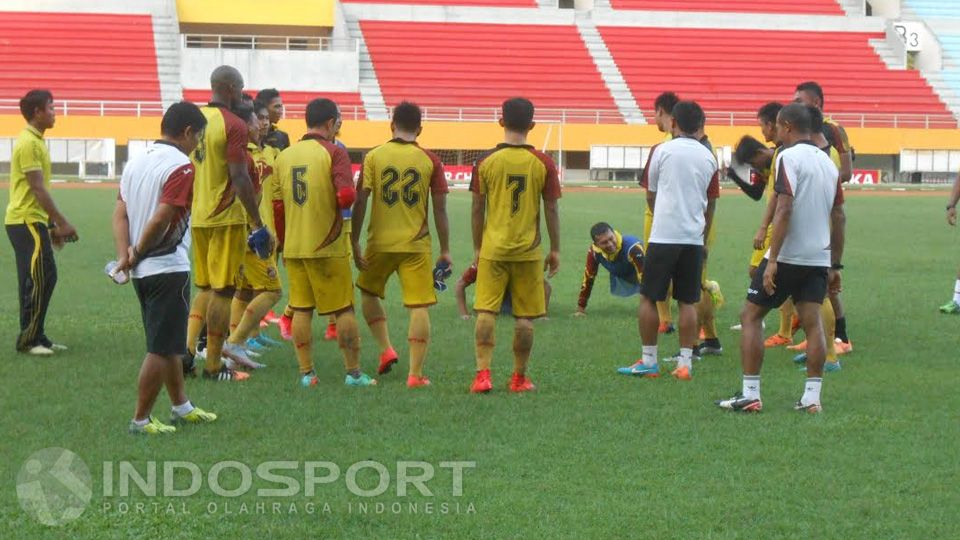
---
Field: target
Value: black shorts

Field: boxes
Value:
[640,243,704,304]
[747,259,827,309]
[133,271,190,356]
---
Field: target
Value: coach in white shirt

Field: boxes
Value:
[619,101,719,381]
[717,103,846,414]
[112,101,219,435]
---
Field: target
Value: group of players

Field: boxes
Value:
[4,65,854,434]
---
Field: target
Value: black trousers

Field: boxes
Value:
[6,223,58,351]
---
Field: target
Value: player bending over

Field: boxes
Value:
[469,97,561,394]
[113,101,217,434]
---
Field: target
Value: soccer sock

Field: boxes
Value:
[475,312,496,371]
[283,305,294,319]
[656,301,672,326]
[186,290,211,355]
[230,291,281,344]
[801,377,823,405]
[778,300,795,338]
[512,321,534,376]
[678,348,694,369]
[132,418,150,427]
[407,307,430,378]
[953,280,960,304]
[641,345,657,367]
[171,400,194,416]
[821,300,837,363]
[336,311,361,372]
[204,293,232,372]
[742,375,761,400]
[292,310,313,374]
[834,317,849,344]
[361,293,393,353]
[229,296,249,338]
[697,294,718,340]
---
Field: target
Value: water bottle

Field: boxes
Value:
[104,260,129,285]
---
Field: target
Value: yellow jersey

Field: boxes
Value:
[360,138,448,253]
[249,144,281,234]
[277,134,353,259]
[470,143,561,262]
[5,125,51,225]
[191,103,248,228]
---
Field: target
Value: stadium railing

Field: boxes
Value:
[182,34,358,53]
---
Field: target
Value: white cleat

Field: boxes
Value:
[27,345,54,356]
[223,342,265,369]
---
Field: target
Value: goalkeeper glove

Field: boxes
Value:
[247,226,272,259]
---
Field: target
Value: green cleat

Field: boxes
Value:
[171,406,218,425]
[345,372,377,387]
[940,301,960,314]
[129,417,176,435]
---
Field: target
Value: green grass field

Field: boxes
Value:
[2,187,959,539]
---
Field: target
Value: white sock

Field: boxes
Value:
[953,280,960,304]
[171,400,194,416]
[133,418,150,427]
[742,375,761,400]
[641,345,658,366]
[801,378,822,405]
[678,348,693,369]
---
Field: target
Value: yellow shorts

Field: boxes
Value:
[750,225,773,268]
[642,207,653,246]
[192,224,246,290]
[285,256,354,315]
[356,251,436,307]
[474,258,545,318]
[238,248,281,291]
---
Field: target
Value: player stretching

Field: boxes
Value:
[470,97,561,393]
[618,101,718,381]
[573,222,643,316]
[351,102,451,388]
[716,103,845,414]
[942,174,960,313]
[112,102,217,434]
[278,98,374,388]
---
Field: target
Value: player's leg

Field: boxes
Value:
[620,244,673,376]
[795,300,825,412]
[187,226,212,357]
[645,209,673,332]
[325,314,337,341]
[506,260,545,391]
[670,245,704,380]
[398,253,437,387]
[230,288,253,340]
[31,223,58,349]
[6,223,51,353]
[766,299,794,347]
[286,259,318,386]
[831,292,851,352]
[228,253,281,348]
[357,251,400,374]
[939,266,960,313]
[205,225,256,373]
[471,259,508,393]
[697,281,722,355]
[317,256,374,387]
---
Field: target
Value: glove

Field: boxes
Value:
[433,260,453,292]
[337,187,356,209]
[247,226,272,259]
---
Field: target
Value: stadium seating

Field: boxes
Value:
[0,12,160,104]
[182,90,367,119]
[360,21,619,120]
[608,0,843,15]
[600,27,951,125]
[936,34,960,97]
[903,1,960,18]
[344,0,535,6]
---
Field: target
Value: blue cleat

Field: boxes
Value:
[255,335,282,348]
[245,338,267,352]
[793,352,807,364]
[345,372,378,387]
[825,361,842,372]
[616,361,660,377]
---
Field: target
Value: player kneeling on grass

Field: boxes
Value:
[618,101,718,381]
[716,104,846,414]
[278,98,375,388]
[573,222,643,317]
[351,102,451,388]
[470,97,561,394]
[112,101,217,435]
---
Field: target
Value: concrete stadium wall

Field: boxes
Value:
[180,48,359,92]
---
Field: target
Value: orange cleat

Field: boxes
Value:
[407,375,431,388]
[278,315,293,341]
[671,366,692,381]
[323,322,337,341]
[471,369,492,393]
[658,322,676,334]
[377,347,399,375]
[508,373,536,393]
[764,334,792,348]
[787,340,808,352]
[264,310,281,324]
[834,339,853,355]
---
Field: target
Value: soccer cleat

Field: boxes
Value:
[345,372,377,387]
[658,322,676,334]
[196,347,207,360]
[698,341,723,356]
[279,314,293,341]
[264,310,281,324]
[128,417,176,435]
[255,334,283,348]
[939,300,960,314]
[616,361,660,377]
[223,342,265,369]
[182,354,198,378]
[787,340,808,352]
[407,375,431,388]
[824,361,842,372]
[508,373,536,393]
[26,345,54,356]
[259,320,269,329]
[793,400,822,414]
[202,365,250,382]
[324,322,337,341]
[300,372,319,387]
[671,366,692,381]
[40,337,67,351]
[245,338,267,352]
[764,334,792,348]
[729,323,742,331]
[171,406,218,425]
[704,280,724,308]
[663,351,701,363]
[834,338,853,355]
[470,369,493,393]
[793,352,808,364]
[245,348,263,359]
[377,347,399,375]
[715,393,762,412]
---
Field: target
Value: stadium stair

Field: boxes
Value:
[574,12,644,124]
[903,1,960,19]
[922,33,960,120]
[344,13,390,120]
[152,9,183,107]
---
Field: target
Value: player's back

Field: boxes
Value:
[191,104,247,228]
[277,134,350,259]
[471,144,560,262]
[362,139,445,253]
[252,145,280,236]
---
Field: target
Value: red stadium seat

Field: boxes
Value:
[0,12,160,105]
[182,90,367,120]
[609,0,843,15]
[361,21,619,121]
